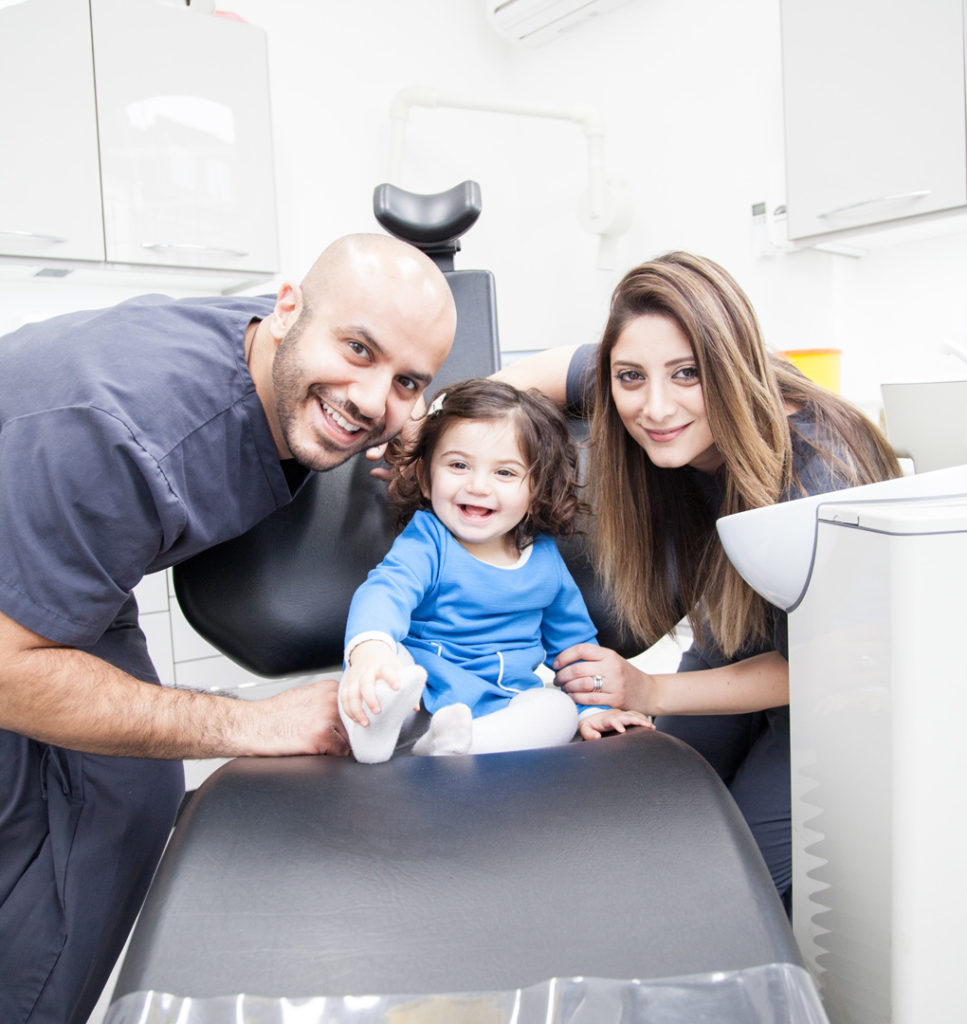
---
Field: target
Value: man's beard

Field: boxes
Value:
[271,321,388,471]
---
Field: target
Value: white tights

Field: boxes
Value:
[412,687,579,756]
[339,649,578,763]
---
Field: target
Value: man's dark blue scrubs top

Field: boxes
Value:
[0,293,297,679]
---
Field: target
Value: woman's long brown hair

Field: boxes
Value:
[590,252,901,657]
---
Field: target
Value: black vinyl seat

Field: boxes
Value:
[111,733,809,1013]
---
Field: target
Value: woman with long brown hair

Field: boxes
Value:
[498,251,900,909]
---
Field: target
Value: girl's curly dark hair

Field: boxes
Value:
[387,378,587,551]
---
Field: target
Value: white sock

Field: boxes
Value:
[340,665,427,764]
[412,703,473,756]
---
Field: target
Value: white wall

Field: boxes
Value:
[4,0,967,406]
[227,0,967,409]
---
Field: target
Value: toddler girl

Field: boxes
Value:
[339,378,651,763]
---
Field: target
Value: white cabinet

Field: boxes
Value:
[0,0,277,281]
[781,0,967,243]
[92,0,278,274]
[0,0,105,262]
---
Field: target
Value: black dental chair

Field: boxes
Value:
[105,184,826,1023]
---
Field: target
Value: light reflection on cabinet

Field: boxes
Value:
[93,0,278,274]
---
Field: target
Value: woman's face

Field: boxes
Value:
[609,313,723,473]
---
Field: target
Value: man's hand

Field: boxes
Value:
[250,680,350,756]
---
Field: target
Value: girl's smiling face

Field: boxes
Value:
[424,417,532,564]
[610,313,723,474]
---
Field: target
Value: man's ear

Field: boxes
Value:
[269,281,303,343]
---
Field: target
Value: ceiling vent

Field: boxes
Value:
[487,0,636,47]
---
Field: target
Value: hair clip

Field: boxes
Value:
[427,392,447,417]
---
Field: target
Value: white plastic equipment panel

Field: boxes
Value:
[790,494,967,1024]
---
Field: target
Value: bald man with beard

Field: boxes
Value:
[0,234,456,1024]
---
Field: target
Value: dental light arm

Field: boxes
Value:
[386,84,632,271]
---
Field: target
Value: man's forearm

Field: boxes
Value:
[6,641,262,757]
[0,610,348,758]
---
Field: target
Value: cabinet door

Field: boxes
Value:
[782,0,967,241]
[91,0,278,273]
[0,0,105,261]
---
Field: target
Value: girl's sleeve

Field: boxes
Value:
[343,513,443,655]
[539,548,598,664]
[541,549,611,718]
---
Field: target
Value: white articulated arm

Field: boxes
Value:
[386,85,633,269]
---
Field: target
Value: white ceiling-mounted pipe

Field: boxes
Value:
[386,84,632,270]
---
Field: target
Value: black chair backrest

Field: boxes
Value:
[173,182,636,678]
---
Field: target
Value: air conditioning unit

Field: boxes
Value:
[487,0,636,47]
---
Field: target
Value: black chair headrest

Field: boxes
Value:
[374,181,482,269]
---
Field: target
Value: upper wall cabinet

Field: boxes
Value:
[0,0,105,262]
[0,0,278,283]
[781,0,967,244]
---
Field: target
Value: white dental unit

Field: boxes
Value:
[718,463,967,1024]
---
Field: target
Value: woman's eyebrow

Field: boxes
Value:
[611,357,693,369]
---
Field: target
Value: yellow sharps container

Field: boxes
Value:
[778,348,842,393]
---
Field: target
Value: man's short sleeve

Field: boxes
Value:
[0,406,186,645]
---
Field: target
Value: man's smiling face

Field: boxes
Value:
[268,239,455,472]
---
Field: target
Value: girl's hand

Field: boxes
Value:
[364,447,393,482]
[340,642,405,727]
[552,643,656,715]
[577,709,655,741]
[366,396,428,479]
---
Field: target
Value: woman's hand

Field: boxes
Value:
[577,708,655,741]
[552,643,656,715]
[558,646,791,718]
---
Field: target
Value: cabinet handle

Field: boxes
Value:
[0,229,68,244]
[141,242,249,259]
[818,190,932,219]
